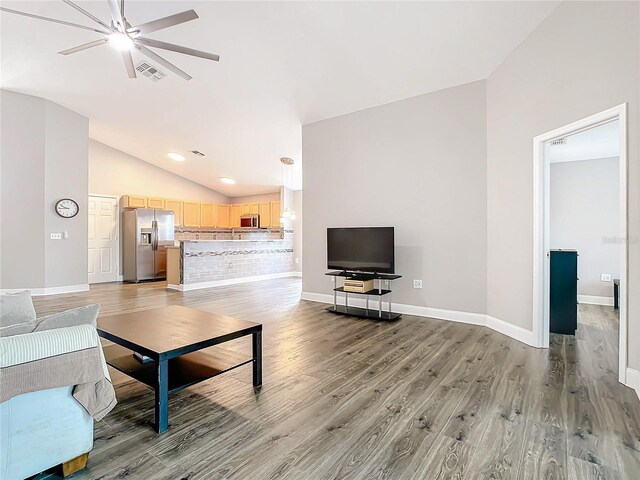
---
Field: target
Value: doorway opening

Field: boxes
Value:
[532,104,628,384]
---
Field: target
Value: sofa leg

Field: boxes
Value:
[61,453,89,477]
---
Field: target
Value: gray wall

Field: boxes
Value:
[486,2,639,367]
[550,158,620,298]
[1,89,89,290]
[302,80,487,313]
[89,140,229,203]
[44,101,89,288]
[1,90,46,289]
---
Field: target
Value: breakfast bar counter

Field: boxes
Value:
[166,228,295,291]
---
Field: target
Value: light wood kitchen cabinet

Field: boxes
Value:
[230,204,242,228]
[183,201,201,227]
[217,204,230,227]
[147,197,165,209]
[200,202,216,227]
[121,195,284,230]
[240,202,259,215]
[121,195,146,208]
[258,202,271,228]
[270,201,281,227]
[165,199,183,226]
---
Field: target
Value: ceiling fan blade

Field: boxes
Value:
[136,38,219,61]
[0,7,110,34]
[122,49,136,79]
[128,10,198,36]
[58,38,109,55]
[135,44,192,80]
[107,0,124,31]
[62,0,114,32]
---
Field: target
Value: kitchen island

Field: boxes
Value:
[166,229,296,291]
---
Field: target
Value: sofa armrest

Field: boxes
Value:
[0,324,99,368]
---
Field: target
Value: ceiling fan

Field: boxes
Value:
[0,0,219,80]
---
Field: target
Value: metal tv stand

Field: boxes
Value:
[324,271,403,321]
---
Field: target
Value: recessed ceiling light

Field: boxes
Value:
[220,177,236,185]
[109,33,134,51]
[168,152,186,161]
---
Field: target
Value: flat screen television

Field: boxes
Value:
[327,227,395,274]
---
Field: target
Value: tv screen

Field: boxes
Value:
[327,227,395,274]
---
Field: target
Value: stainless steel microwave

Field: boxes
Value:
[240,214,261,228]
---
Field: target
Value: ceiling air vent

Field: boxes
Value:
[135,62,166,82]
[549,137,566,146]
[191,150,205,157]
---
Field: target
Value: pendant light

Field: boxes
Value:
[280,157,296,222]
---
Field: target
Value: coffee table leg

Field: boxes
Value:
[252,330,262,388]
[155,359,169,433]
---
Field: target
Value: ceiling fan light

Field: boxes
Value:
[168,152,185,161]
[109,32,133,51]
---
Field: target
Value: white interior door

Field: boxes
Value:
[88,195,118,284]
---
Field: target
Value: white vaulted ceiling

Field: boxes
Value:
[0,1,558,196]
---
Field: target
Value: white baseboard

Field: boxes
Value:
[626,368,640,401]
[578,295,614,306]
[485,315,536,346]
[117,275,123,282]
[300,291,537,347]
[171,272,301,292]
[300,292,485,325]
[0,284,90,296]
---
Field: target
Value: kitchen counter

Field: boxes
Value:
[166,235,295,291]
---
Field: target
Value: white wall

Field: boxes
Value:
[89,140,229,203]
[229,193,280,204]
[550,157,620,298]
[293,190,303,272]
[1,89,89,291]
[302,80,487,314]
[486,2,639,368]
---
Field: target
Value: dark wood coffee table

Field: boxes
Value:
[97,305,262,433]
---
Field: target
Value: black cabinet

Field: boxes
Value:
[550,250,578,335]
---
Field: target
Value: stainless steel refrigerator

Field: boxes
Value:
[123,208,175,282]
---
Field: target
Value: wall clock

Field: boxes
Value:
[55,198,79,218]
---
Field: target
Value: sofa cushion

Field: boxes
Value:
[0,323,36,337]
[0,291,37,336]
[33,304,100,332]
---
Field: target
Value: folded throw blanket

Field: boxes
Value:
[0,324,116,421]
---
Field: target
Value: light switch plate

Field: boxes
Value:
[601,274,612,282]
[50,233,63,240]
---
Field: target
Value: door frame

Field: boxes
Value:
[88,194,120,283]
[532,104,628,384]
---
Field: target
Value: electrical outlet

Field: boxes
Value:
[413,280,423,289]
[601,274,612,282]
[295,257,299,264]
[50,233,63,240]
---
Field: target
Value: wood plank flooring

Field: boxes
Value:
[30,279,640,479]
